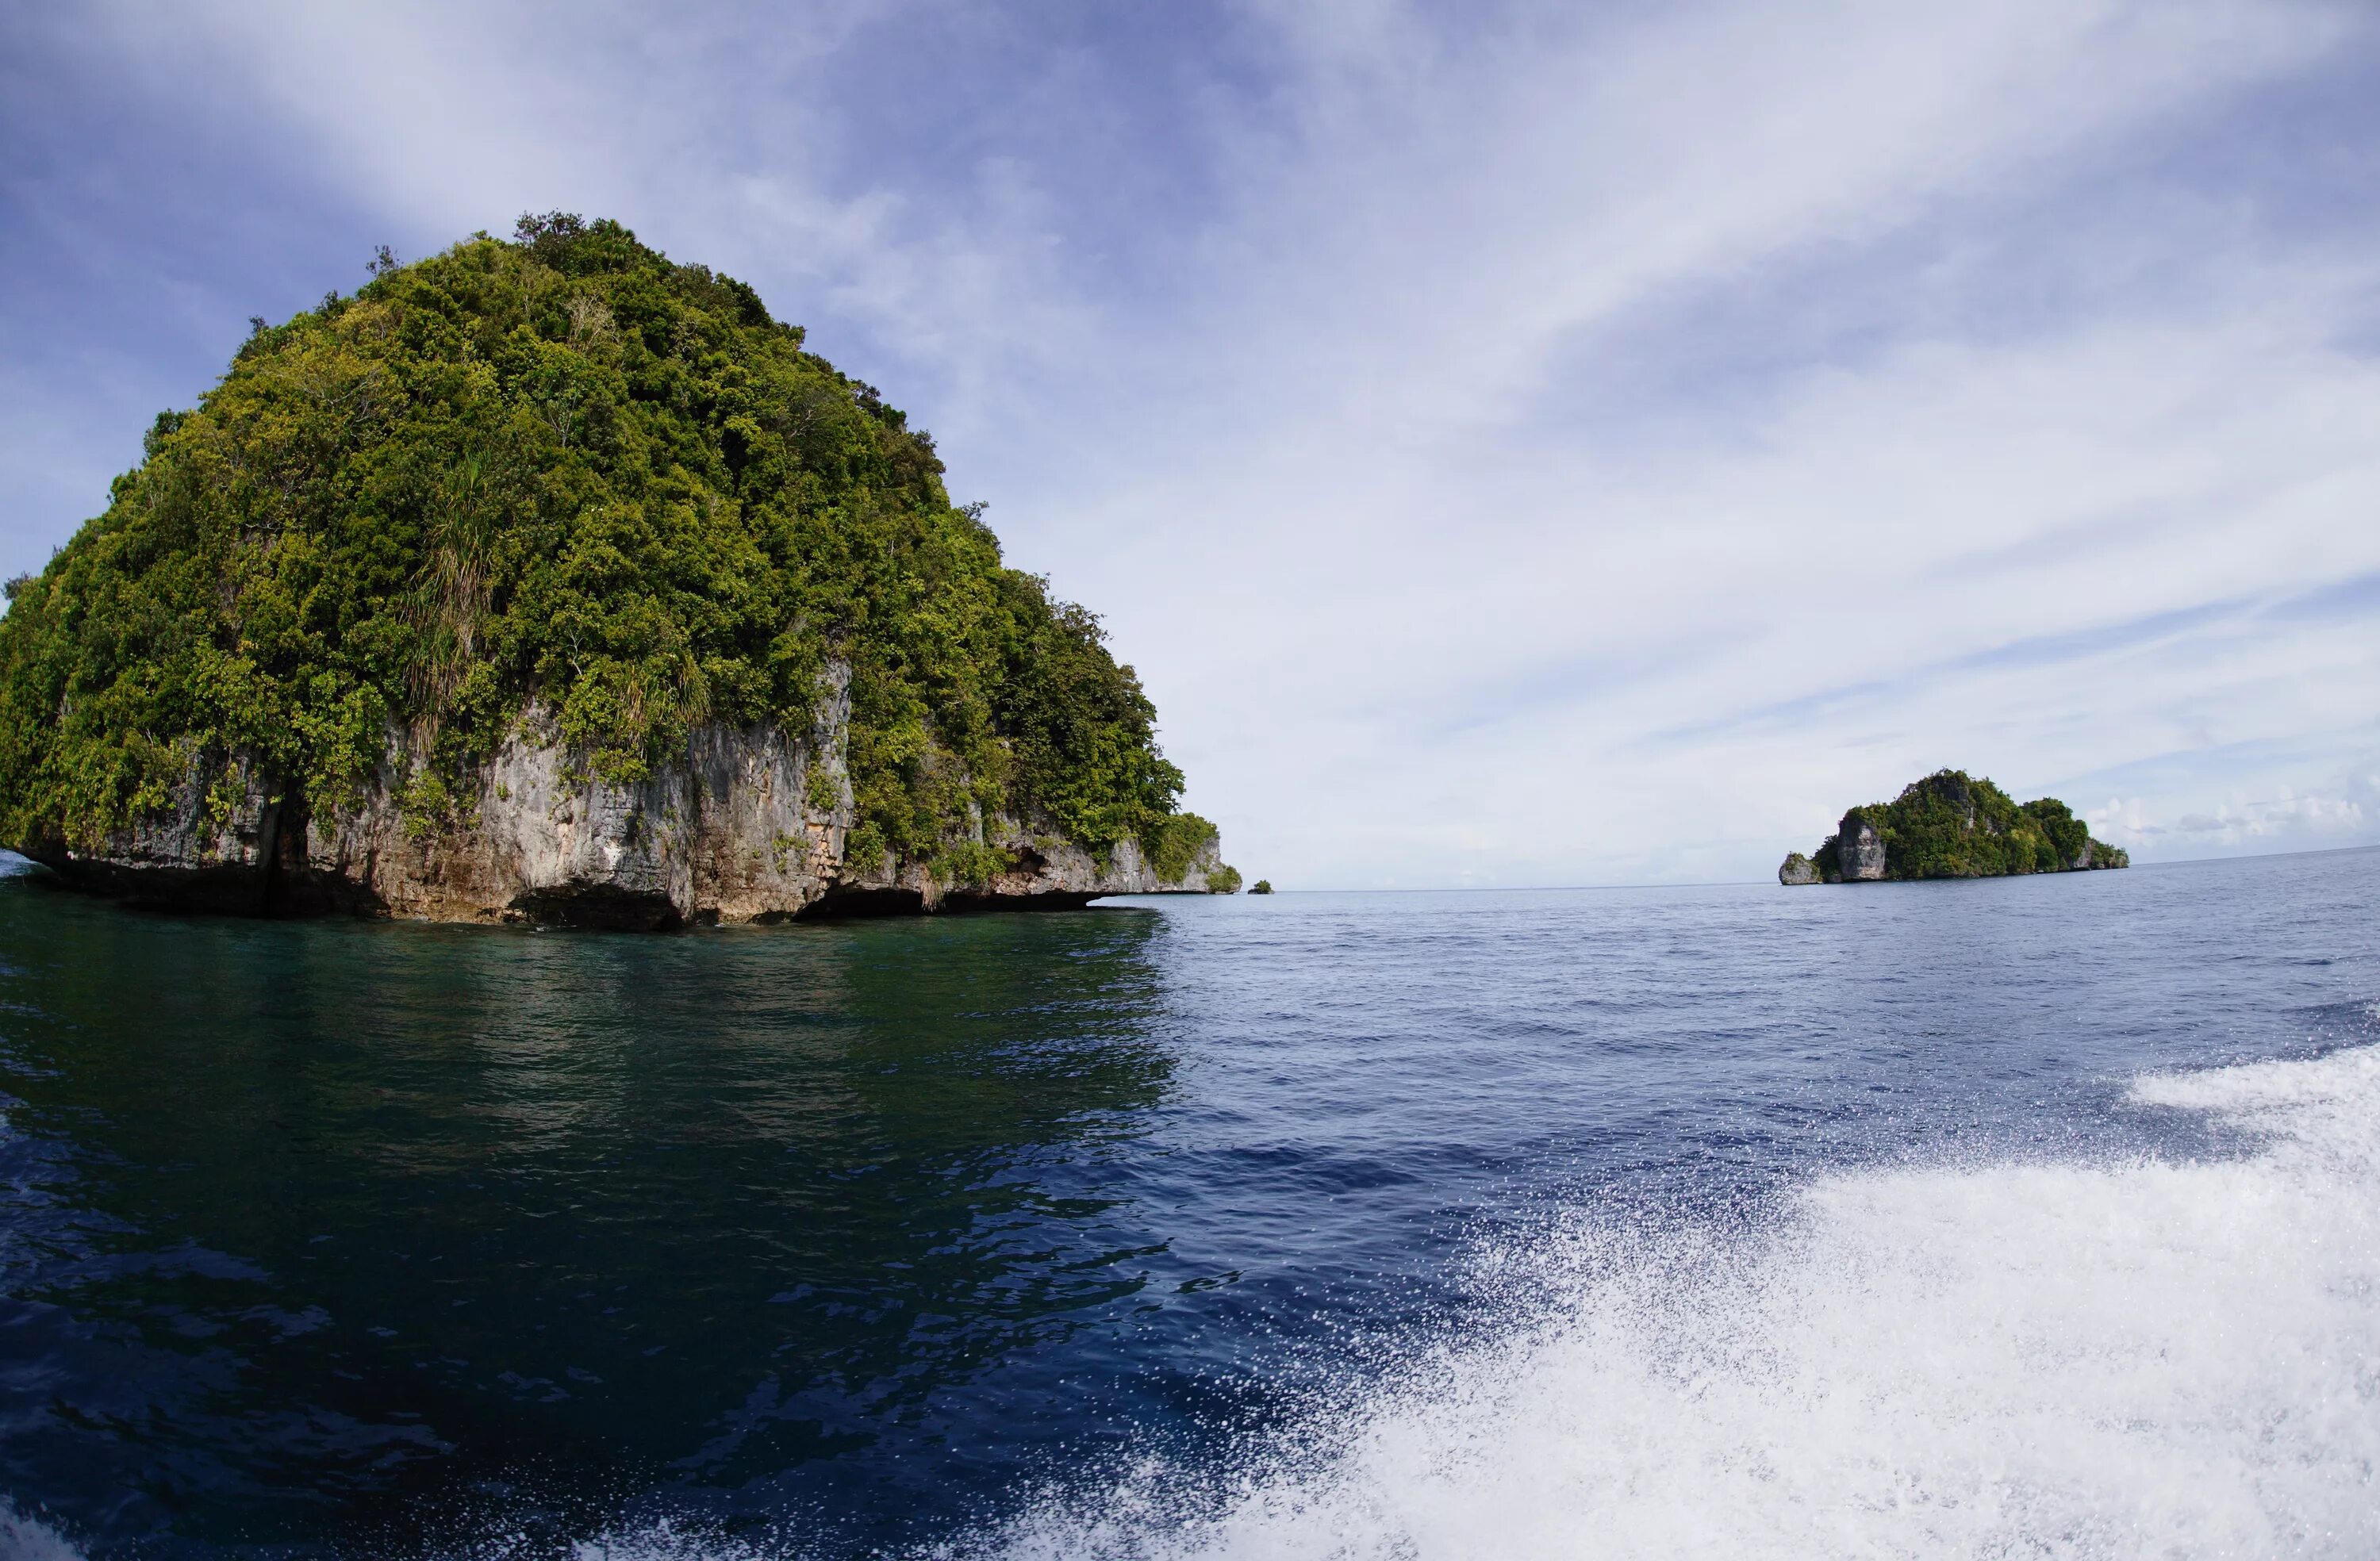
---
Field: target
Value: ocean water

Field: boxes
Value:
[0,847,2374,1559]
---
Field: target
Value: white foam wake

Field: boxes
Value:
[0,1500,83,1561]
[990,1046,2380,1560]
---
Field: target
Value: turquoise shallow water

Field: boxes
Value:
[0,848,2375,1557]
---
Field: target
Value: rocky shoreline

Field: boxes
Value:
[10,669,1226,928]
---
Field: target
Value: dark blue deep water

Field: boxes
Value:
[1,849,2375,1559]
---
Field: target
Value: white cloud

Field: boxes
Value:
[992,2,2380,883]
[2092,761,2380,857]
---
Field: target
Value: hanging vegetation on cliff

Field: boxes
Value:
[0,215,1215,884]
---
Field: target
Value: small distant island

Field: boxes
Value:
[1780,769,2128,885]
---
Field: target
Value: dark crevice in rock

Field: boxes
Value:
[506,884,685,932]
[797,886,929,920]
[937,890,1102,915]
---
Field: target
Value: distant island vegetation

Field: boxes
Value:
[1780,769,2127,885]
[0,214,1234,923]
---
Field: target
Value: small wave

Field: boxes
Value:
[987,1047,2380,1559]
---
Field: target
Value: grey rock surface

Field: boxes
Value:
[1778,852,1820,886]
[18,753,289,915]
[1839,811,1889,881]
[16,665,1223,925]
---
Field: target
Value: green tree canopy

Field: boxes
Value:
[0,215,1192,873]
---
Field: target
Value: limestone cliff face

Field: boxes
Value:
[17,667,1224,926]
[1838,811,1889,881]
[827,828,1222,918]
[12,752,294,917]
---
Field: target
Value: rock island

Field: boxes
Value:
[0,216,1239,926]
[1779,769,2127,885]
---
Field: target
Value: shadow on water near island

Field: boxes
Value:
[0,857,1192,1554]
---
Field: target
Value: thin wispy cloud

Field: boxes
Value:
[3,0,2374,883]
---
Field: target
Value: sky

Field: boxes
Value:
[3,0,2377,888]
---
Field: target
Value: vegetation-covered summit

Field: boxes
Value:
[1780,769,2127,884]
[0,215,1219,883]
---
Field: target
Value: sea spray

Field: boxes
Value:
[988,1046,2380,1559]
[0,1501,83,1561]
